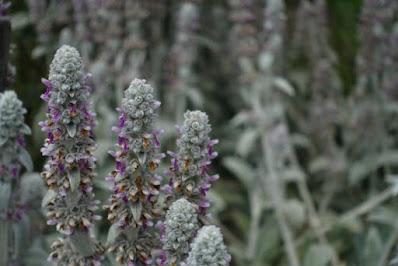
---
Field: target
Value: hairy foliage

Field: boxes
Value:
[5,0,398,265]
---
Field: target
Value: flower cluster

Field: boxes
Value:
[168,110,219,215]
[49,237,104,266]
[356,0,398,93]
[40,45,102,264]
[163,198,199,263]
[0,90,31,176]
[167,0,200,89]
[105,78,164,265]
[106,78,162,228]
[228,0,259,59]
[0,90,34,265]
[293,0,341,154]
[107,230,166,266]
[185,225,231,266]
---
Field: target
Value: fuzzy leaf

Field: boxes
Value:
[368,206,398,227]
[70,231,96,257]
[349,151,398,185]
[361,227,383,266]
[21,124,31,135]
[303,244,333,266]
[66,124,77,137]
[68,168,81,192]
[20,173,44,204]
[282,199,306,229]
[107,224,121,245]
[186,88,204,107]
[137,152,147,165]
[41,189,57,209]
[237,129,258,157]
[130,202,142,222]
[223,157,256,189]
[230,112,252,127]
[18,148,33,172]
[0,182,11,212]
[0,137,7,146]
[274,77,295,96]
[309,157,330,174]
[256,218,281,263]
[23,238,51,266]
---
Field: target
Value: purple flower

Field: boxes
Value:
[40,46,102,264]
[119,112,127,128]
[41,78,53,101]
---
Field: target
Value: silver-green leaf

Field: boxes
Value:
[67,168,81,192]
[18,148,33,172]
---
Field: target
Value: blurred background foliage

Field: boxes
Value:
[5,0,398,265]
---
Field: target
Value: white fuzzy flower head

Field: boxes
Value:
[49,45,83,100]
[121,78,160,133]
[0,90,29,143]
[186,225,231,266]
[164,198,199,257]
[178,110,211,159]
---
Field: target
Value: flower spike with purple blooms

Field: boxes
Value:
[167,110,219,216]
[105,78,165,265]
[40,45,103,265]
[0,90,32,265]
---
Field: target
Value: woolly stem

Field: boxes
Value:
[246,185,262,260]
[261,136,300,266]
[297,179,340,265]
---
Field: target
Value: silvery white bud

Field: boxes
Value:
[0,91,30,144]
[164,198,199,257]
[186,225,231,266]
[178,110,211,159]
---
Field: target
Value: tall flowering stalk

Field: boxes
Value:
[162,110,226,265]
[40,45,103,265]
[293,0,343,207]
[166,0,202,120]
[119,1,148,88]
[228,0,260,97]
[105,78,165,265]
[356,0,398,94]
[167,110,219,216]
[0,90,32,265]
[345,0,398,161]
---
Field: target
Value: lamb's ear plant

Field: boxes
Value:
[162,110,228,265]
[40,45,103,265]
[0,90,35,265]
[224,0,341,265]
[105,78,165,265]
[104,78,229,265]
